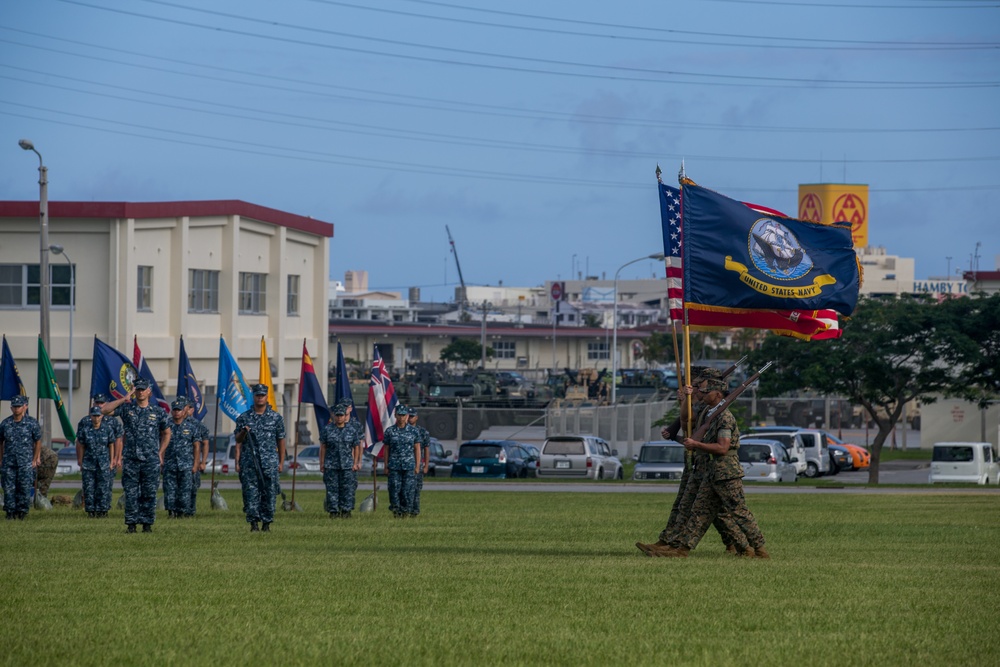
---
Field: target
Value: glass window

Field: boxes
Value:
[287,274,300,316]
[493,341,516,359]
[188,269,220,313]
[239,272,267,315]
[932,446,974,462]
[137,266,152,311]
[587,342,609,360]
[0,263,74,308]
[543,438,586,455]
[0,265,24,306]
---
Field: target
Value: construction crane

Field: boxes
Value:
[446,225,467,309]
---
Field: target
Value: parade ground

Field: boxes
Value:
[3,488,999,666]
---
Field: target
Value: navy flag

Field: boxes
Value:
[1,335,27,402]
[91,336,138,400]
[682,182,861,318]
[177,336,207,421]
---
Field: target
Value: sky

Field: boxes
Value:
[1,0,997,303]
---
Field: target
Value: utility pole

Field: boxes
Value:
[479,300,491,369]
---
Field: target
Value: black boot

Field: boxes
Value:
[16,512,25,520]
[142,524,152,533]
[87,511,95,519]
[5,513,14,521]
[250,521,260,532]
[126,524,137,533]
[261,522,271,532]
[341,511,351,519]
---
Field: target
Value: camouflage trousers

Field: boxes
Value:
[82,466,112,513]
[323,468,357,514]
[163,466,194,515]
[190,471,201,514]
[409,472,424,516]
[675,476,765,552]
[35,446,57,496]
[1,463,33,514]
[122,457,160,526]
[661,466,738,549]
[387,469,416,515]
[239,463,278,524]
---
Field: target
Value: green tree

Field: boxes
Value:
[749,295,977,483]
[440,339,494,368]
[637,331,679,367]
[942,292,1000,408]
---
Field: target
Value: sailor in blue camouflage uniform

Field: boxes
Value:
[0,395,41,520]
[160,398,199,518]
[76,406,116,518]
[320,405,363,518]
[184,401,210,515]
[84,394,124,502]
[407,407,430,516]
[103,378,171,533]
[382,405,421,518]
[234,384,286,532]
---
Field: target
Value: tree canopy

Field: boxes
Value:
[440,339,494,367]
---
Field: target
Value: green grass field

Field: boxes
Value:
[3,488,999,666]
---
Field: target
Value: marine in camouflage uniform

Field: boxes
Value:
[320,405,363,517]
[667,377,767,558]
[382,405,421,518]
[34,444,58,497]
[76,407,116,516]
[85,394,124,501]
[0,395,41,519]
[407,407,430,516]
[104,378,171,533]
[160,399,199,517]
[234,384,286,532]
[186,405,210,515]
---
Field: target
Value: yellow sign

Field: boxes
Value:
[797,183,868,248]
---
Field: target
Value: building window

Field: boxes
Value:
[189,269,220,313]
[587,342,609,360]
[0,264,75,308]
[137,266,153,311]
[287,274,300,316]
[239,272,267,314]
[493,341,516,359]
[404,341,422,361]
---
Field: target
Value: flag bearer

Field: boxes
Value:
[382,405,421,518]
[234,384,286,532]
[407,407,430,516]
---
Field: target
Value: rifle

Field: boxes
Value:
[689,361,774,443]
[662,355,748,441]
[244,428,267,491]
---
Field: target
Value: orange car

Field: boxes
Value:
[824,435,870,470]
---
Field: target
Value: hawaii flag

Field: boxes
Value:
[363,345,397,458]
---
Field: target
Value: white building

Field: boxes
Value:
[0,199,332,436]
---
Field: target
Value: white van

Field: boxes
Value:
[930,442,1000,485]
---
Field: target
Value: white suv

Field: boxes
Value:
[538,435,623,480]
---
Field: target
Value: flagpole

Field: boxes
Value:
[210,385,220,496]
[291,340,305,509]
[678,164,693,431]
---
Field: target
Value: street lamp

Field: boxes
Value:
[49,245,73,419]
[19,138,51,447]
[611,253,665,404]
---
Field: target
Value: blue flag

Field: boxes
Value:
[216,337,251,422]
[299,341,331,433]
[177,336,207,421]
[1,335,27,402]
[91,337,138,400]
[333,342,359,428]
[682,182,861,317]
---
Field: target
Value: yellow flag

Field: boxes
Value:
[259,337,278,411]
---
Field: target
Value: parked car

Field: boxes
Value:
[537,435,623,480]
[426,438,453,477]
[738,439,798,483]
[746,427,829,478]
[632,441,685,481]
[822,433,870,470]
[930,442,1000,485]
[451,440,536,479]
[828,444,852,474]
[522,444,542,478]
[55,446,80,475]
[289,445,322,473]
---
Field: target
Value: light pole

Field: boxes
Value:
[49,245,73,419]
[19,138,51,447]
[479,300,492,369]
[611,253,665,404]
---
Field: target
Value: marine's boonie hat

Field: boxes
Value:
[252,384,269,396]
[133,378,150,391]
[704,378,727,393]
[89,406,103,416]
[92,393,109,403]
[698,368,723,381]
[10,395,28,407]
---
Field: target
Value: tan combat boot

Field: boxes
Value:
[753,546,771,559]
[725,544,737,555]
[635,540,669,557]
[654,546,689,558]
[737,546,756,558]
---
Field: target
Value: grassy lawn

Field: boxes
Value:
[2,488,999,666]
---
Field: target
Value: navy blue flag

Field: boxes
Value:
[333,342,359,428]
[682,182,861,317]
[1,335,27,402]
[177,336,207,421]
[91,337,138,400]
[299,341,331,433]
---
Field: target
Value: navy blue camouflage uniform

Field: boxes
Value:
[409,421,430,516]
[0,412,41,517]
[235,407,286,525]
[188,418,209,514]
[77,416,116,513]
[383,421,418,516]
[115,401,170,527]
[82,409,124,499]
[163,418,197,516]
[320,420,361,514]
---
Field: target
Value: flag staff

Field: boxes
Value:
[657,165,686,404]
[291,339,305,508]
[210,384,220,495]
[678,164,693,430]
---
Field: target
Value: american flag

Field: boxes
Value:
[659,180,841,340]
[364,345,398,458]
[133,335,170,411]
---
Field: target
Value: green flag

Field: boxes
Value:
[37,336,75,441]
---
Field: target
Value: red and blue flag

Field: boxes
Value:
[364,345,397,458]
